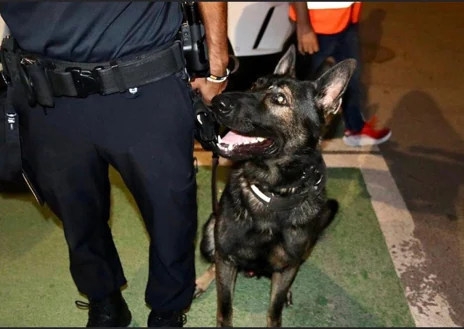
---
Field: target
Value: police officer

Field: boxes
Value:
[0,2,228,327]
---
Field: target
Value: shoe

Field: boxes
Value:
[148,310,187,327]
[342,116,392,147]
[75,290,132,327]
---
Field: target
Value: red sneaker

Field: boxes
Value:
[342,117,392,146]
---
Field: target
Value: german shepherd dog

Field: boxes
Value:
[194,45,356,327]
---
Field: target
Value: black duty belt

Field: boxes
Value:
[6,39,186,107]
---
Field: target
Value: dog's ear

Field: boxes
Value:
[314,59,357,114]
[274,45,296,77]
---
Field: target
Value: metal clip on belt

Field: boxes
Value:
[20,40,186,107]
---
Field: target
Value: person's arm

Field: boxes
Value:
[198,1,229,77]
[293,2,312,30]
[190,2,229,103]
[292,2,319,54]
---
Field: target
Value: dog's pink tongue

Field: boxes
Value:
[221,130,257,145]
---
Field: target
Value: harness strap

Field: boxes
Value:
[250,184,315,211]
[249,159,327,212]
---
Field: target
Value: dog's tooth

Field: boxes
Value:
[217,135,222,143]
[256,137,265,142]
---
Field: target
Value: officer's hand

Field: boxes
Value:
[190,78,228,104]
[297,25,319,55]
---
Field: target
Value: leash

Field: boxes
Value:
[211,152,220,216]
[192,91,221,216]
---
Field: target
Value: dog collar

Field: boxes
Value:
[249,161,326,212]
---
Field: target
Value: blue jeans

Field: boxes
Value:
[300,23,365,132]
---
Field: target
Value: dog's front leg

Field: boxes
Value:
[267,266,299,327]
[215,255,238,327]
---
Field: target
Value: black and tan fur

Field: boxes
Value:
[194,46,356,327]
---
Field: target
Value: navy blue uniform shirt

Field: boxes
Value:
[0,1,183,62]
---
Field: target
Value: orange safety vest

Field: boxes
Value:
[289,2,362,35]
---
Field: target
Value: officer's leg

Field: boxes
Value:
[333,24,365,132]
[102,72,197,320]
[18,98,128,300]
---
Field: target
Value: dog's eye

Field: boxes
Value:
[272,93,287,105]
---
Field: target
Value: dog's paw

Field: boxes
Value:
[193,285,206,299]
[193,268,216,299]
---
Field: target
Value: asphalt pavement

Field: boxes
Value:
[359,2,463,325]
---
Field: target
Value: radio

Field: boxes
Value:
[181,2,210,78]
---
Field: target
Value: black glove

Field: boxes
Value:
[193,92,220,153]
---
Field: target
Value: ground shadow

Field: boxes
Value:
[378,90,464,324]
[379,90,463,227]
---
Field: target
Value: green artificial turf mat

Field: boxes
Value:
[0,166,414,327]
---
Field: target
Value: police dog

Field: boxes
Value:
[194,45,356,327]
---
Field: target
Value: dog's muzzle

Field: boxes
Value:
[211,94,235,115]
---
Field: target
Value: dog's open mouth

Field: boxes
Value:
[217,130,274,157]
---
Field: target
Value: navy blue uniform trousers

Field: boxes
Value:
[16,70,197,312]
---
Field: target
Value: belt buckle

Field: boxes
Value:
[65,66,103,98]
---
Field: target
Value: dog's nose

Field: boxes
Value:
[212,94,234,114]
